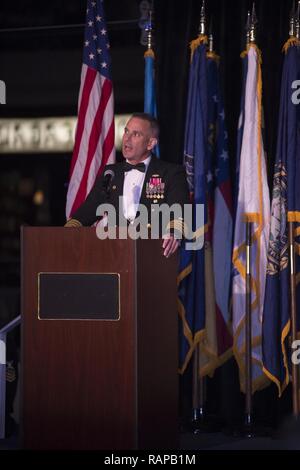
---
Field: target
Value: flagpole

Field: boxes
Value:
[288,221,300,417]
[296,1,300,39]
[244,11,255,433]
[192,345,206,431]
[143,8,159,156]
[191,0,207,432]
[288,4,300,419]
[289,1,296,38]
[245,220,254,434]
[241,4,260,437]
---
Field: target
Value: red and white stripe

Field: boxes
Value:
[66,63,115,218]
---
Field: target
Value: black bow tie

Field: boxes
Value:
[123,162,146,173]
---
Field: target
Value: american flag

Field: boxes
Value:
[66,0,115,219]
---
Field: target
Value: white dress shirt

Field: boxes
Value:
[122,155,151,222]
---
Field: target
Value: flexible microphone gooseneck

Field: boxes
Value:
[101,169,115,197]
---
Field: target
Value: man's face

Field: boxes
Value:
[122,117,157,164]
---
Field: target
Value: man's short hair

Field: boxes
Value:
[131,112,159,139]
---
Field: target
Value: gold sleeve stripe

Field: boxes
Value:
[64,219,82,228]
[166,219,188,237]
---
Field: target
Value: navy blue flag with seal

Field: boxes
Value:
[178,36,208,374]
[262,38,300,396]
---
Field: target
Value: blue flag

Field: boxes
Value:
[144,49,159,157]
[262,40,300,396]
[178,37,208,373]
[144,50,157,116]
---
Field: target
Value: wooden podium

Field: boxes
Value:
[21,227,178,450]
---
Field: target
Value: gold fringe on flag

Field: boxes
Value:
[262,318,290,397]
[288,211,300,223]
[240,43,262,64]
[206,51,220,62]
[282,37,300,54]
[190,34,208,62]
[144,48,155,59]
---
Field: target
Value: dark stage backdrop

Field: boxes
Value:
[154,0,295,428]
[155,0,292,187]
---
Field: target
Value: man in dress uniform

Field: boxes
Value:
[65,113,189,257]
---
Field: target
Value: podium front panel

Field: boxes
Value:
[21,227,178,450]
[21,227,137,450]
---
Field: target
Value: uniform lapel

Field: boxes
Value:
[108,163,125,211]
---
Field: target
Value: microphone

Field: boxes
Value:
[101,169,115,197]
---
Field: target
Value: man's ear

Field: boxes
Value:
[148,137,158,151]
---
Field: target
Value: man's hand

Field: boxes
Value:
[162,234,181,258]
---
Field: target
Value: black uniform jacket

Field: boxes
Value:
[66,157,190,235]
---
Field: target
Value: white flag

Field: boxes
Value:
[232,45,270,393]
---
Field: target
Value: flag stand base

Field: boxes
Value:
[190,408,222,434]
[243,413,255,437]
[241,414,272,438]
